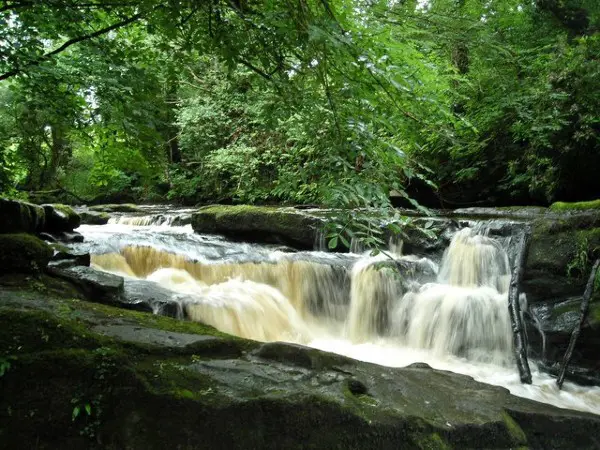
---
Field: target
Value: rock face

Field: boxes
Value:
[0,198,82,236]
[191,205,324,249]
[0,198,45,233]
[521,211,600,383]
[1,281,600,450]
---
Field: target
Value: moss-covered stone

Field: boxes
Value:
[42,204,81,231]
[79,211,110,225]
[0,198,46,233]
[0,234,52,273]
[549,200,600,212]
[191,204,323,249]
[1,278,600,449]
[89,203,141,213]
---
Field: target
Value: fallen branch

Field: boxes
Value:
[508,228,532,384]
[557,258,600,389]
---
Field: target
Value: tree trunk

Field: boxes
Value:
[46,123,71,188]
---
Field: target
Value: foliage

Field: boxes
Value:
[0,0,598,244]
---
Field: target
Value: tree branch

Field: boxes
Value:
[0,11,144,81]
[235,57,272,81]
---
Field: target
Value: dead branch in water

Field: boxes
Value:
[557,258,600,389]
[508,228,532,384]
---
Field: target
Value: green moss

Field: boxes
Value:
[134,358,223,403]
[49,242,71,253]
[0,233,52,273]
[0,309,109,355]
[72,299,234,338]
[42,204,81,231]
[549,200,600,212]
[53,204,80,228]
[79,211,110,225]
[415,433,452,450]
[502,412,527,445]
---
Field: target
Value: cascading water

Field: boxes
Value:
[76,211,600,415]
[389,228,513,364]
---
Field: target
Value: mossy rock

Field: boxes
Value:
[0,198,46,233]
[89,204,141,213]
[79,211,110,225]
[42,204,81,232]
[191,204,323,249]
[0,234,52,273]
[549,200,600,212]
[2,279,600,449]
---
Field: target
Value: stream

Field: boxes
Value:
[72,206,600,415]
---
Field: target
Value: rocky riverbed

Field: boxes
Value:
[3,197,600,448]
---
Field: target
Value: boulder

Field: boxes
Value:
[191,205,324,249]
[0,198,45,233]
[122,279,186,317]
[1,284,600,450]
[39,230,84,244]
[42,204,81,231]
[79,211,110,225]
[47,265,124,303]
[0,233,52,274]
[89,203,142,213]
[50,247,91,269]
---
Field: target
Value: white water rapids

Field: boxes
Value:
[76,218,600,415]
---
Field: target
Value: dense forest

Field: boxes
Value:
[0,0,599,209]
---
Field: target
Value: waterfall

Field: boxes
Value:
[91,227,514,363]
[341,227,513,364]
[108,214,190,226]
[81,217,600,415]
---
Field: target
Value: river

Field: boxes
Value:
[72,207,600,415]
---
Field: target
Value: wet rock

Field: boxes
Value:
[523,215,600,305]
[170,214,192,226]
[191,204,324,249]
[122,279,186,318]
[47,265,124,303]
[50,248,90,268]
[89,203,142,213]
[39,230,84,244]
[394,217,457,258]
[1,283,600,449]
[346,378,369,396]
[451,206,548,220]
[41,204,80,232]
[0,198,45,233]
[79,210,110,225]
[0,233,52,274]
[527,298,600,385]
[91,323,220,349]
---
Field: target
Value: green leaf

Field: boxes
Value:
[328,236,338,249]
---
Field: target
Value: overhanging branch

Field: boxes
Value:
[0,11,144,81]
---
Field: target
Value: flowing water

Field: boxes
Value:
[74,210,600,415]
